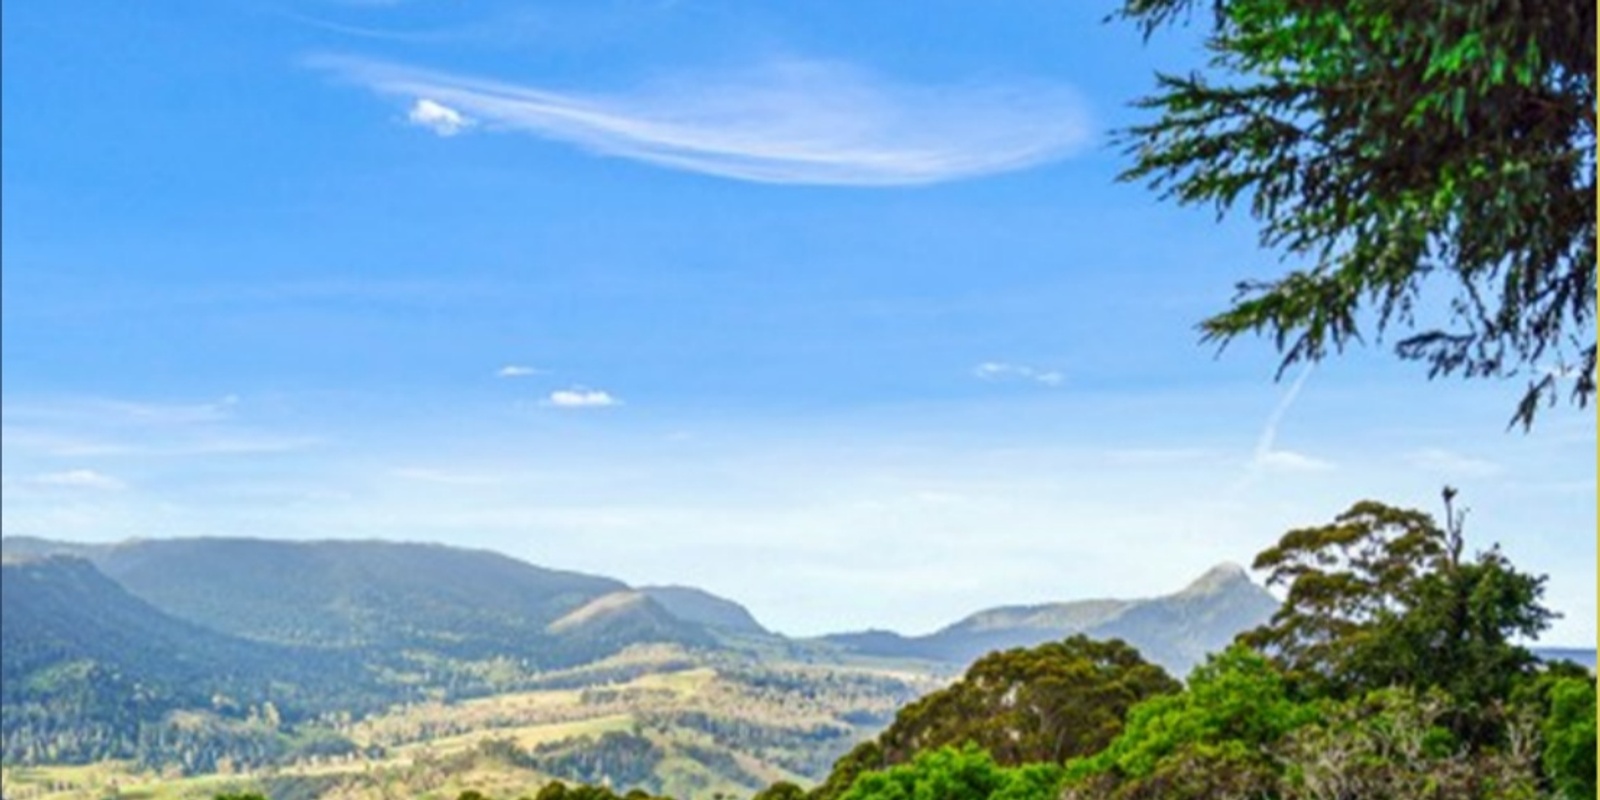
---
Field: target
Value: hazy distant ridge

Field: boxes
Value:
[814,563,1280,675]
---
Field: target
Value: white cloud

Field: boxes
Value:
[32,469,126,491]
[545,388,621,408]
[407,98,473,136]
[1405,448,1502,478]
[973,361,1063,386]
[315,56,1091,185]
[496,364,542,378]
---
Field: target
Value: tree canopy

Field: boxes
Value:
[808,636,1178,800]
[1117,0,1596,427]
[1062,646,1318,791]
[1240,489,1555,706]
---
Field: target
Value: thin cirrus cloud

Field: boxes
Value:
[1404,448,1502,478]
[496,364,542,378]
[973,361,1064,386]
[545,388,621,408]
[30,469,126,491]
[1248,366,1332,473]
[311,55,1093,186]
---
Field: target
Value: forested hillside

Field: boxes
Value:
[0,557,387,770]
[30,538,634,657]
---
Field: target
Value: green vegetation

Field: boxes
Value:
[810,496,1588,800]
[1117,0,1596,427]
[808,637,1177,800]
[1046,493,1587,799]
[1241,489,1554,707]
[837,746,1061,800]
[2,537,1284,785]
[3,504,1592,800]
[1062,646,1317,788]
[0,557,383,769]
[1536,674,1598,800]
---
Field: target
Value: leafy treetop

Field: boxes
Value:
[1117,0,1596,428]
[808,636,1178,800]
[1241,488,1555,706]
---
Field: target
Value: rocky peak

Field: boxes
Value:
[1175,562,1253,598]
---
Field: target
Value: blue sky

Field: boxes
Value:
[3,0,1594,643]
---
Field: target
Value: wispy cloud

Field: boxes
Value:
[31,469,126,491]
[312,56,1092,185]
[496,364,542,378]
[392,466,508,486]
[545,388,621,408]
[2,396,317,459]
[1405,448,1502,478]
[407,98,473,136]
[1249,367,1332,472]
[4,396,241,427]
[974,361,1063,386]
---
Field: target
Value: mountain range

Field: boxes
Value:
[0,536,1280,679]
[2,534,1590,791]
[816,562,1279,670]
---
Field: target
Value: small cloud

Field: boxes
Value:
[407,98,473,136]
[973,361,1063,387]
[32,469,126,491]
[1405,448,1501,478]
[545,388,621,408]
[496,364,543,378]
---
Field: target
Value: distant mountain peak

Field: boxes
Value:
[1176,562,1253,597]
[818,561,1279,676]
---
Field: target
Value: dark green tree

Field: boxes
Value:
[1241,489,1555,705]
[809,636,1178,800]
[751,781,807,800]
[536,780,570,800]
[1116,0,1596,427]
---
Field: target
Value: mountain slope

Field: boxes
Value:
[91,538,627,653]
[547,591,717,651]
[640,586,769,635]
[816,563,1280,675]
[0,557,381,765]
[4,537,666,667]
